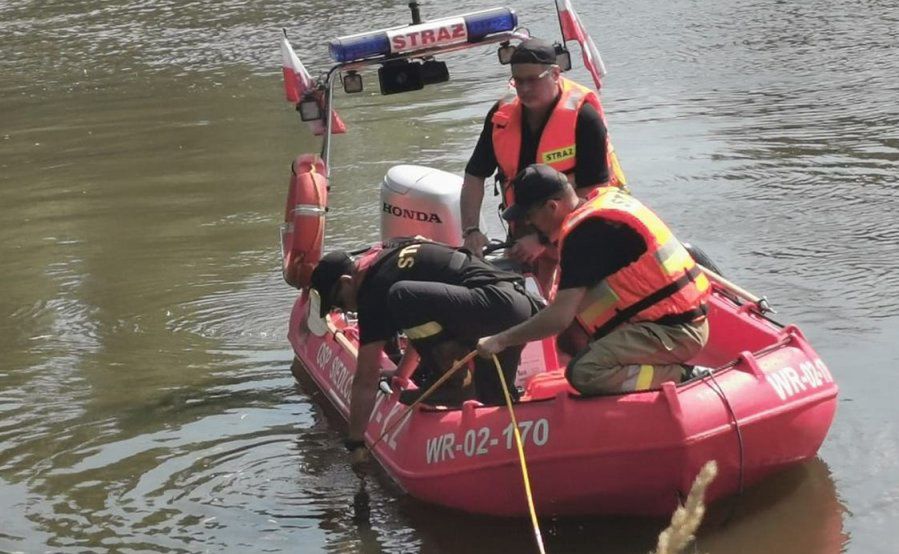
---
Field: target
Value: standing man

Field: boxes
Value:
[310,240,539,471]
[460,38,625,282]
[477,165,709,395]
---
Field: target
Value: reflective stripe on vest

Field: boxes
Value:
[559,188,710,338]
[491,77,623,213]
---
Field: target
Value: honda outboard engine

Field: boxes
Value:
[380,165,478,246]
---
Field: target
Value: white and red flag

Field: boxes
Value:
[280,32,313,103]
[280,31,346,135]
[555,0,608,90]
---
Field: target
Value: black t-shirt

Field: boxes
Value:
[558,218,647,290]
[356,242,521,344]
[465,99,609,189]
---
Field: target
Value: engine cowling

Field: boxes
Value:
[380,165,480,246]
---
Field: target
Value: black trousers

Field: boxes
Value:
[387,280,539,404]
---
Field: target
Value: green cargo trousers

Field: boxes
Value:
[566,318,709,395]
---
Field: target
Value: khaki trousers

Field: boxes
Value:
[566,318,709,395]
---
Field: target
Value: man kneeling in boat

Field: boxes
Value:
[477,164,710,394]
[310,240,540,468]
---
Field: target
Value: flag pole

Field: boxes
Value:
[321,76,334,176]
[553,1,567,46]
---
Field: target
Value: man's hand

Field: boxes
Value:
[509,233,546,264]
[350,446,372,478]
[463,230,488,258]
[477,334,507,359]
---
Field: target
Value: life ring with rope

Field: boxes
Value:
[281,154,328,288]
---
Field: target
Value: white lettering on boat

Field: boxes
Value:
[371,394,385,423]
[378,402,411,451]
[328,354,353,402]
[424,419,550,464]
[316,342,334,368]
[766,358,833,401]
[426,433,456,464]
[315,342,353,404]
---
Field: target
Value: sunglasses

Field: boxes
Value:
[509,67,554,88]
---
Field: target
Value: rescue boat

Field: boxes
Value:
[278,4,838,516]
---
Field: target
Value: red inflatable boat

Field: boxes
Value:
[278,5,837,516]
[288,273,837,516]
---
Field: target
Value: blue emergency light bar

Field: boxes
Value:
[329,7,517,63]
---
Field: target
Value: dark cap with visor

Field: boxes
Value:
[501,164,569,221]
[510,38,557,65]
[310,250,354,317]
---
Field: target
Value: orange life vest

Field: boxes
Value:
[559,188,711,339]
[491,77,626,213]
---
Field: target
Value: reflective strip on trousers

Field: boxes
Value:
[404,321,443,340]
[622,364,655,391]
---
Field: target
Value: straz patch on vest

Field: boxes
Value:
[541,145,576,165]
[387,18,467,53]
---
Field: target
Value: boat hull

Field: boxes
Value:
[288,286,837,516]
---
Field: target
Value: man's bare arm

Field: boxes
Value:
[348,341,387,441]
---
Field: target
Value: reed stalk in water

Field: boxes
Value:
[652,460,718,554]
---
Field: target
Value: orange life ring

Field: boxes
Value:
[281,154,328,288]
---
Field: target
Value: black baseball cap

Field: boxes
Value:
[510,38,557,65]
[501,164,569,221]
[310,250,354,317]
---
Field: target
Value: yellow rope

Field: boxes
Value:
[365,350,547,554]
[493,354,546,554]
[369,350,477,451]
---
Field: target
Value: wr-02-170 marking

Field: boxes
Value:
[425,419,550,464]
[765,358,833,401]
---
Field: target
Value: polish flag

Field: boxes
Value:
[280,32,313,103]
[280,31,346,135]
[555,0,608,90]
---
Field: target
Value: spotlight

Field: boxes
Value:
[554,43,572,71]
[343,71,363,93]
[378,61,424,95]
[297,96,322,121]
[497,42,515,65]
[421,60,449,85]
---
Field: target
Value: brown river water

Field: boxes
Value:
[1,0,897,552]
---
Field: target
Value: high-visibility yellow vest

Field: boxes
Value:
[491,77,626,213]
[559,188,710,338]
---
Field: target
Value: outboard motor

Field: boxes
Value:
[380,165,479,246]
